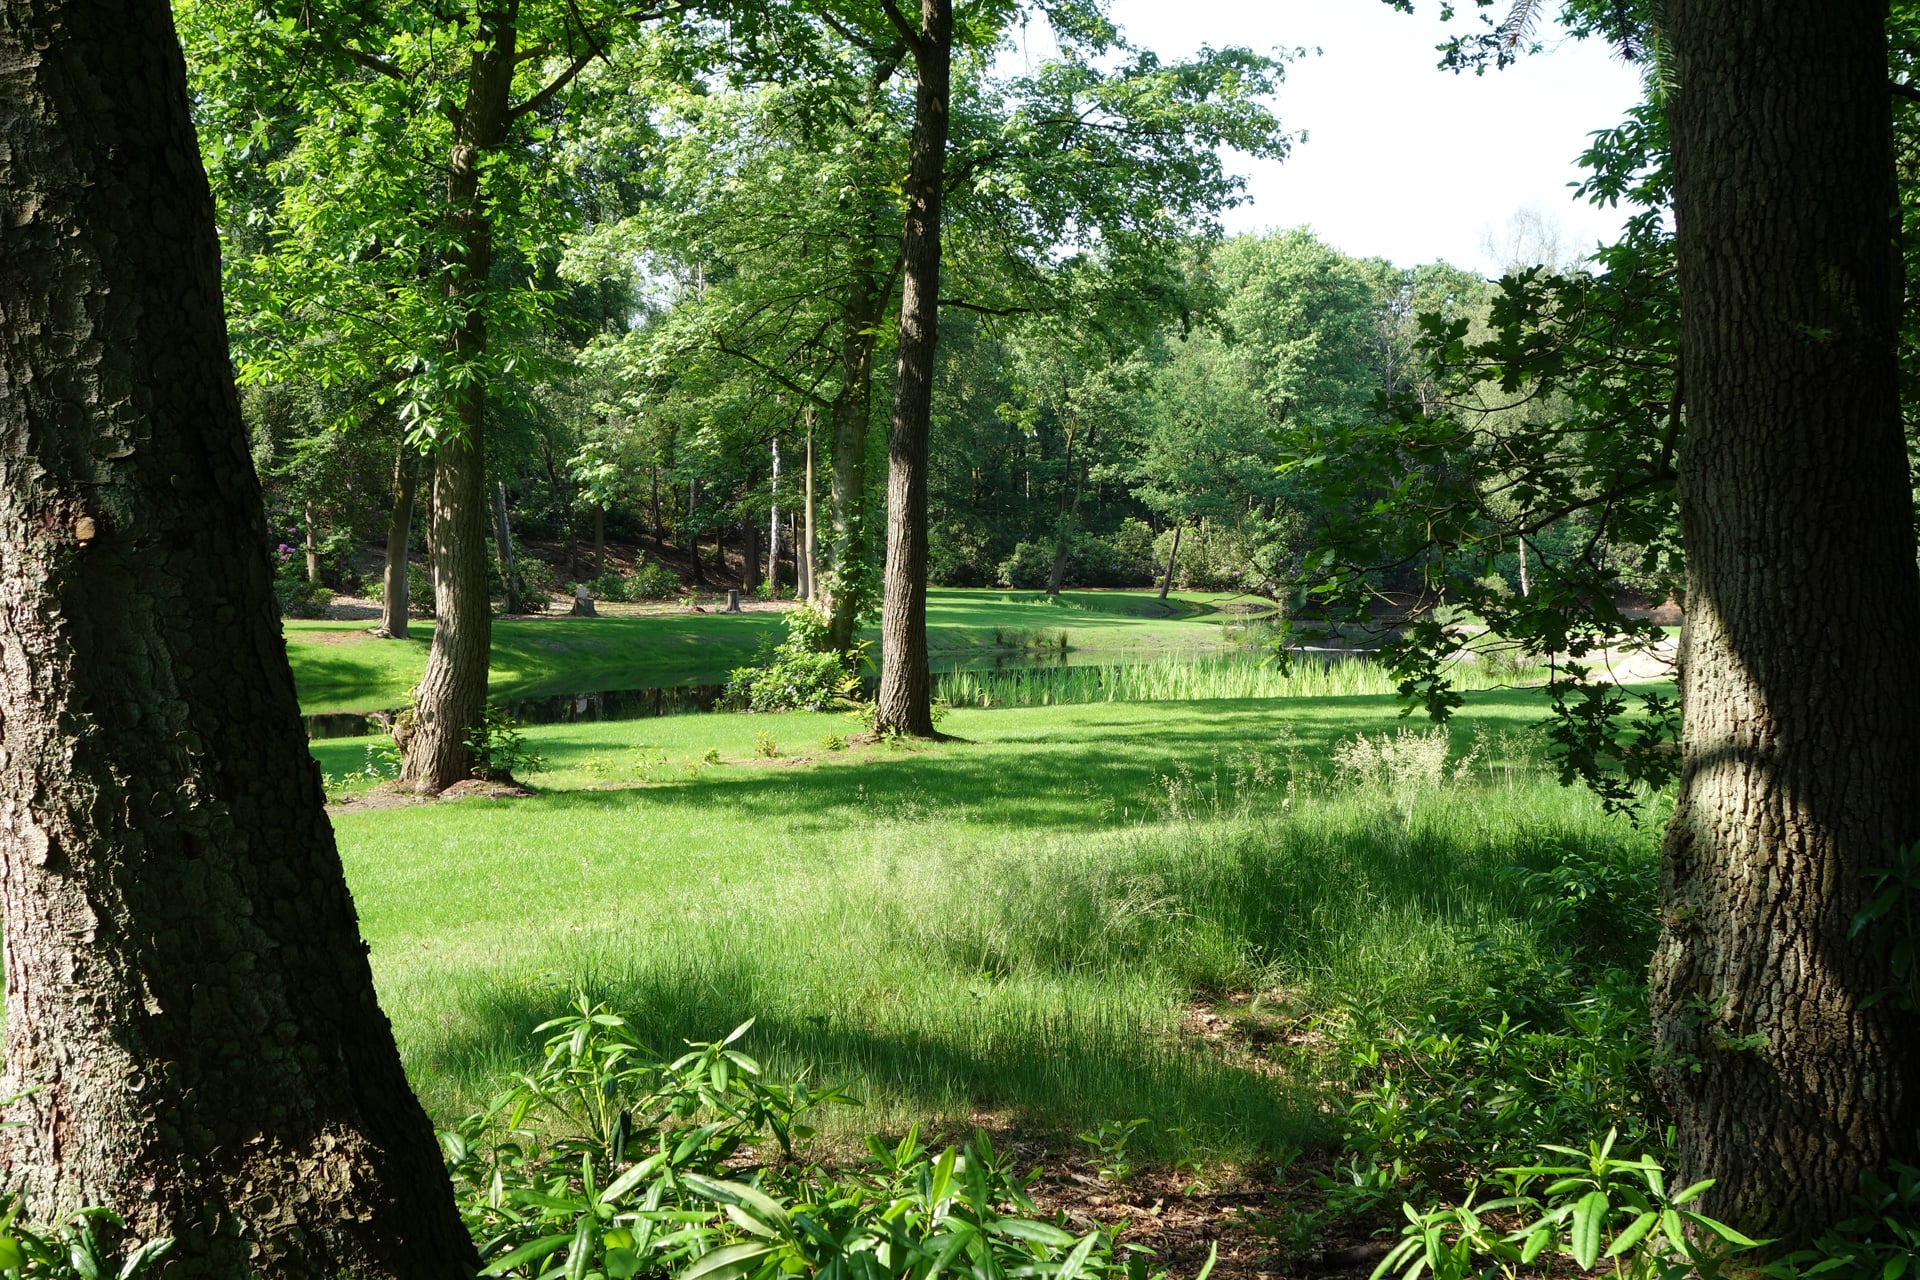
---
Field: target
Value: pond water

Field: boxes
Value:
[301,643,1373,741]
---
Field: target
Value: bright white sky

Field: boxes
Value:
[1028,1,1650,276]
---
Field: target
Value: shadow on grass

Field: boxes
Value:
[404,954,1321,1161]
[516,692,1559,835]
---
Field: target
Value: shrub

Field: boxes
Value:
[633,558,680,599]
[996,540,1054,589]
[724,609,859,713]
[272,546,331,618]
[518,556,561,600]
[463,705,544,781]
[406,561,434,617]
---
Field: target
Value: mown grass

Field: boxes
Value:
[319,688,1655,1163]
[287,588,1277,713]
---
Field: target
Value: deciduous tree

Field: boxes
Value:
[0,0,473,1270]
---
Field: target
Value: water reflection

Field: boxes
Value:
[303,642,1369,742]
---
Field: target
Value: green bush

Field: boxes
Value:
[724,609,859,712]
[633,558,680,599]
[273,552,332,618]
[463,705,545,782]
[996,540,1054,589]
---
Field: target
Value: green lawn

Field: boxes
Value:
[288,589,1274,714]
[320,687,1653,1159]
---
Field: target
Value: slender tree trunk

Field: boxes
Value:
[1158,523,1182,600]
[401,0,517,793]
[874,0,952,738]
[1652,0,1920,1238]
[1517,537,1530,598]
[494,480,524,612]
[769,434,782,598]
[1046,410,1092,598]
[303,499,321,583]
[593,502,606,577]
[374,443,418,638]
[746,521,761,594]
[803,424,818,602]
[0,1,473,1271]
[825,249,883,653]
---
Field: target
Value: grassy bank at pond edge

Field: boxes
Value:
[287,589,1283,714]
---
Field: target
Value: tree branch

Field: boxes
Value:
[508,47,597,121]
[343,46,407,81]
[876,0,928,57]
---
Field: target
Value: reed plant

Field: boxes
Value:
[934,652,1543,709]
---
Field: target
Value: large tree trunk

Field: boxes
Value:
[374,442,418,638]
[874,0,952,738]
[1652,0,1920,1238]
[401,2,517,793]
[0,0,473,1272]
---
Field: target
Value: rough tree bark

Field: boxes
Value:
[873,0,952,738]
[1652,0,1920,1237]
[0,0,475,1271]
[400,1,517,792]
[373,441,418,638]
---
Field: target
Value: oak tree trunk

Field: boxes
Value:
[0,0,474,1271]
[400,2,517,793]
[1653,0,1920,1237]
[874,0,952,738]
[374,441,418,638]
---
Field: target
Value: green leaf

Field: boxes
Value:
[606,1247,642,1279]
[602,1154,668,1204]
[991,1220,1077,1250]
[1671,1179,1715,1206]
[482,1233,574,1276]
[1570,1190,1608,1270]
[681,1175,790,1229]
[0,1238,21,1271]
[677,1242,778,1280]
[1680,1211,1765,1248]
[564,1215,595,1280]
[1606,1211,1658,1258]
[1057,1233,1099,1280]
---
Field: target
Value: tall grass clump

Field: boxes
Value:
[936,652,1541,708]
[373,714,1646,1166]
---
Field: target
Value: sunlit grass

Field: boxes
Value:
[323,689,1653,1161]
